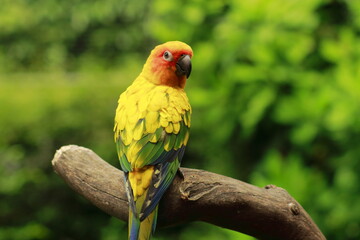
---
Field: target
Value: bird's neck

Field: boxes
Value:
[140,68,186,89]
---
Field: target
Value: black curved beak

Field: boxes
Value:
[175,55,192,78]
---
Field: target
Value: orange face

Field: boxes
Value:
[142,41,193,88]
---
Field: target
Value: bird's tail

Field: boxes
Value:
[129,206,158,240]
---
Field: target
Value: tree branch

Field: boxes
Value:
[51,145,325,240]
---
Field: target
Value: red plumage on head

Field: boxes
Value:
[141,41,193,88]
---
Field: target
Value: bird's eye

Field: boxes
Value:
[163,51,173,61]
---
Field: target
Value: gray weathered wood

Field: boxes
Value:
[52,145,326,240]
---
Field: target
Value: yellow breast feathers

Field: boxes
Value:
[114,76,191,169]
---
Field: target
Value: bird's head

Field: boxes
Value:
[141,41,193,89]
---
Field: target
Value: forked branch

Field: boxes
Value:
[51,145,325,240]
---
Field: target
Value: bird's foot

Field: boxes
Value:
[177,168,185,180]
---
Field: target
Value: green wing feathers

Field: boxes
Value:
[114,77,191,225]
[114,77,191,171]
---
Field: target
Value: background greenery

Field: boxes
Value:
[1,0,359,239]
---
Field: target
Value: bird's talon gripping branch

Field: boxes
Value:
[177,168,185,180]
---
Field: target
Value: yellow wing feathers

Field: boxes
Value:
[114,76,191,168]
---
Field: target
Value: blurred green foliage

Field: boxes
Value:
[1,0,360,239]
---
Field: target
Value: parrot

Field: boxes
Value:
[114,41,193,240]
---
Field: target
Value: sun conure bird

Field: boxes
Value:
[114,41,193,240]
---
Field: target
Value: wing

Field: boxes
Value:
[138,147,185,221]
[114,82,191,220]
[115,108,191,171]
[116,117,190,220]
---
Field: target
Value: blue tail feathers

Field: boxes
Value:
[129,212,140,240]
[128,207,158,240]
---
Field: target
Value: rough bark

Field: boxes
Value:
[51,145,326,240]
